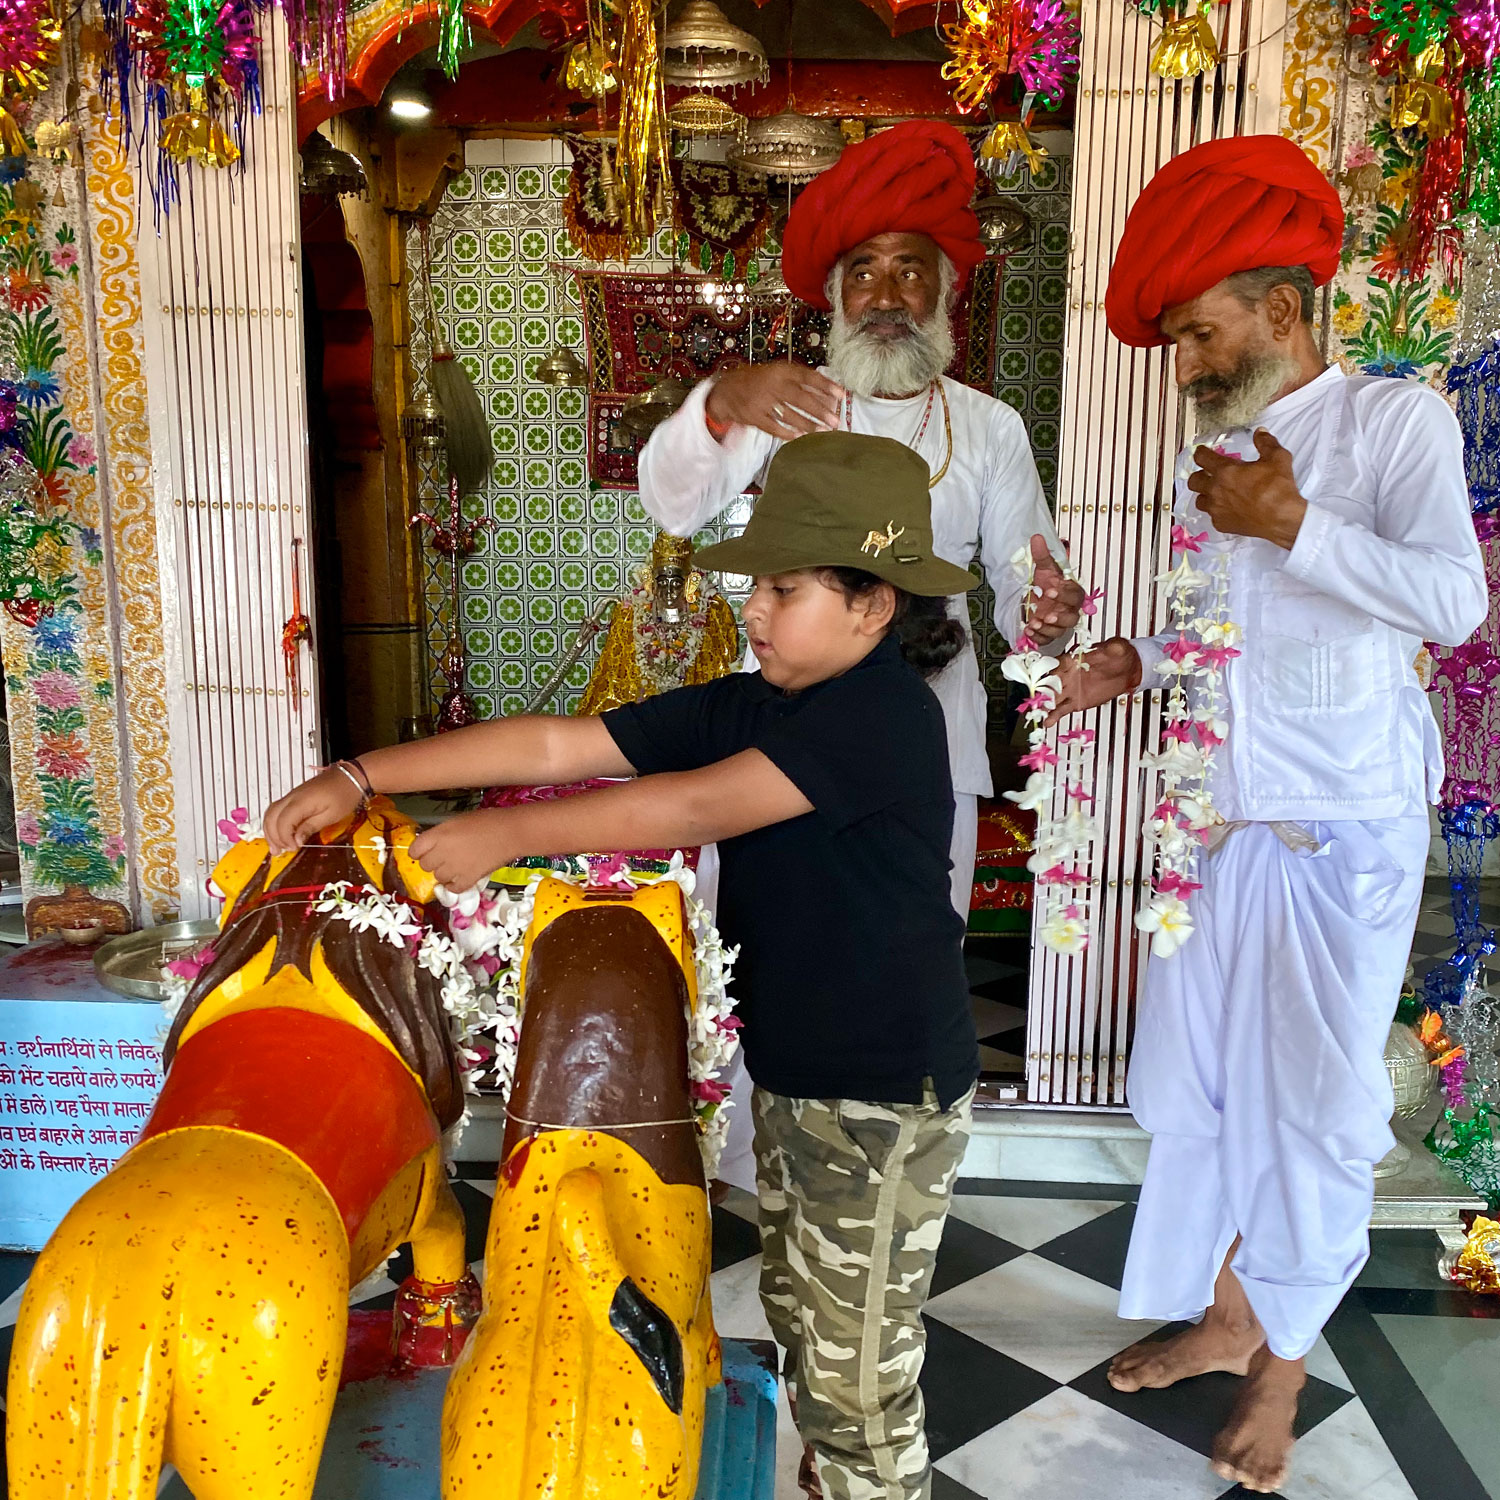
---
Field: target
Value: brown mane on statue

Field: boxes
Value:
[504,900,704,1189]
[165,825,466,1130]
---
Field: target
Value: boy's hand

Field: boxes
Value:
[1044,637,1143,726]
[409,809,515,892]
[265,767,364,855]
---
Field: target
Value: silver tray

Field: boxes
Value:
[93,919,220,1002]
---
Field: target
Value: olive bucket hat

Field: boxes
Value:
[692,432,977,597]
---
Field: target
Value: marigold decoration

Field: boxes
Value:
[1002,548,1103,957]
[0,0,61,158]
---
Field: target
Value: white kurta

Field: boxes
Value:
[1120,368,1487,1358]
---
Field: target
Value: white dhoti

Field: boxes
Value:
[712,793,980,1195]
[1118,816,1429,1360]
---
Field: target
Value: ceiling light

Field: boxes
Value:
[388,94,432,122]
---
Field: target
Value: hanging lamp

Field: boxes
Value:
[728,110,842,182]
[661,0,769,90]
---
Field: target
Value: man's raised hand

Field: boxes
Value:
[705,364,844,440]
[1043,637,1143,727]
[1027,533,1085,646]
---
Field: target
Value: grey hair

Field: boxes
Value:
[823,250,959,314]
[1223,265,1317,324]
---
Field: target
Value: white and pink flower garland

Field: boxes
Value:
[1002,548,1104,957]
[436,858,743,1178]
[1134,523,1242,957]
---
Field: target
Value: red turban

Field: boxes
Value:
[780,121,986,310]
[1105,135,1345,348]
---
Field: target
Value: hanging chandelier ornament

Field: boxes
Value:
[667,90,745,136]
[975,195,1033,255]
[299,128,368,196]
[661,0,768,90]
[0,0,62,158]
[536,343,589,386]
[728,110,843,181]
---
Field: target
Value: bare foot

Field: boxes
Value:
[1108,1318,1265,1392]
[1210,1346,1305,1493]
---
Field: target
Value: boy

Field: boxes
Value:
[266,431,981,1500]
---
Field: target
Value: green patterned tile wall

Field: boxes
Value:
[410,137,1072,729]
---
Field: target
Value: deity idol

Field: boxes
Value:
[577,530,740,713]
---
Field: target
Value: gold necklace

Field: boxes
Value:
[843,380,954,490]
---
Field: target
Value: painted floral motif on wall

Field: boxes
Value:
[1329,131,1461,381]
[0,156,125,902]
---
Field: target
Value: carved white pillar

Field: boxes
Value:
[134,13,321,917]
[1029,0,1289,1104]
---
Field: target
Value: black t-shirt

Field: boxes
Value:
[603,635,979,1108]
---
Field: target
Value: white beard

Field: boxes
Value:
[825,302,955,399]
[1189,353,1300,436]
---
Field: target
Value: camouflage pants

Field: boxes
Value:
[753,1084,974,1500]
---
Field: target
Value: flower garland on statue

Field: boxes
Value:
[433,857,743,1178]
[1134,517,1241,958]
[1002,547,1103,956]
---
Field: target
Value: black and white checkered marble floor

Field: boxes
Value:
[0,878,1494,1496]
[0,1164,1490,1499]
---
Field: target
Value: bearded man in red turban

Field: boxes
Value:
[1050,134,1486,1494]
[641,121,1080,911]
[637,118,1082,1500]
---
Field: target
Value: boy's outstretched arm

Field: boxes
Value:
[408,750,812,890]
[264,716,633,853]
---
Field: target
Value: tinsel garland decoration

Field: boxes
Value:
[281,0,349,103]
[942,0,1082,112]
[614,0,671,249]
[1466,61,1500,224]
[0,0,62,158]
[1421,343,1500,1217]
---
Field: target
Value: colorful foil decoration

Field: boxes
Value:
[0,0,62,158]
[942,0,1082,112]
[119,0,263,178]
[1447,1213,1500,1291]
[1149,6,1222,78]
[613,0,671,250]
[1421,344,1500,1217]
